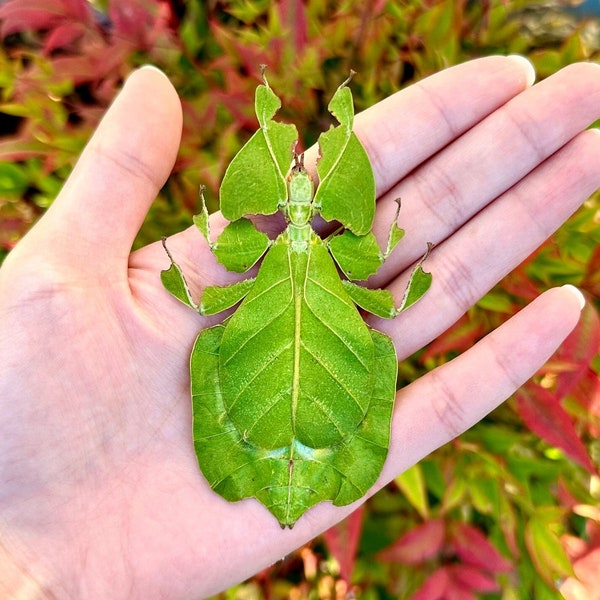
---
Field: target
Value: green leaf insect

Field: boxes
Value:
[161,69,432,528]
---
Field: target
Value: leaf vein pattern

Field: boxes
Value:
[306,274,355,309]
[242,274,291,307]
[302,295,369,370]
[303,390,346,438]
[222,297,291,367]
[300,341,365,415]
[227,341,293,412]
[244,386,293,437]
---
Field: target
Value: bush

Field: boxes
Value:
[1,1,599,597]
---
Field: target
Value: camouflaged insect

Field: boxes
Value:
[162,70,432,528]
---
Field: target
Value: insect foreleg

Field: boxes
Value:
[396,243,433,313]
[341,243,433,318]
[160,238,199,311]
[161,239,256,316]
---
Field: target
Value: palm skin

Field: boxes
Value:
[0,57,599,599]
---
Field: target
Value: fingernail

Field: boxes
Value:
[507,54,536,87]
[561,284,586,310]
[139,64,169,79]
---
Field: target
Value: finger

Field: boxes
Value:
[353,55,536,196]
[373,62,600,274]
[379,284,584,484]
[375,128,600,356]
[27,66,182,273]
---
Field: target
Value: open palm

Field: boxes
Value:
[1,57,599,599]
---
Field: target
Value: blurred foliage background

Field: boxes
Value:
[1,0,600,598]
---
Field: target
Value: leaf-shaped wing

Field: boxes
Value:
[220,77,297,221]
[191,322,396,527]
[314,80,375,235]
[218,239,374,450]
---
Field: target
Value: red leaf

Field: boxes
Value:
[582,243,600,298]
[411,566,478,600]
[446,588,476,600]
[0,2,62,36]
[43,21,87,53]
[556,477,580,511]
[209,21,274,83]
[0,0,91,37]
[46,40,130,86]
[452,523,512,574]
[108,0,169,48]
[555,302,600,398]
[450,564,500,593]
[0,139,51,161]
[571,369,600,436]
[502,272,542,303]
[378,518,445,565]
[322,506,364,582]
[410,566,450,600]
[515,382,596,474]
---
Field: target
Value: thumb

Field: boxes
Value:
[20,66,182,278]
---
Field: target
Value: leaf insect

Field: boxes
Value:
[161,68,432,528]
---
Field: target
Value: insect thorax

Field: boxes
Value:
[285,165,315,227]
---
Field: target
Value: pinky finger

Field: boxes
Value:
[380,285,585,483]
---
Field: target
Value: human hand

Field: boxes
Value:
[0,57,598,599]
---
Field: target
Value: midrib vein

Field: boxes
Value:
[291,285,302,434]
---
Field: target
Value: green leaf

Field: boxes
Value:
[525,516,574,586]
[442,476,468,513]
[477,291,516,314]
[395,464,429,519]
[0,162,28,196]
